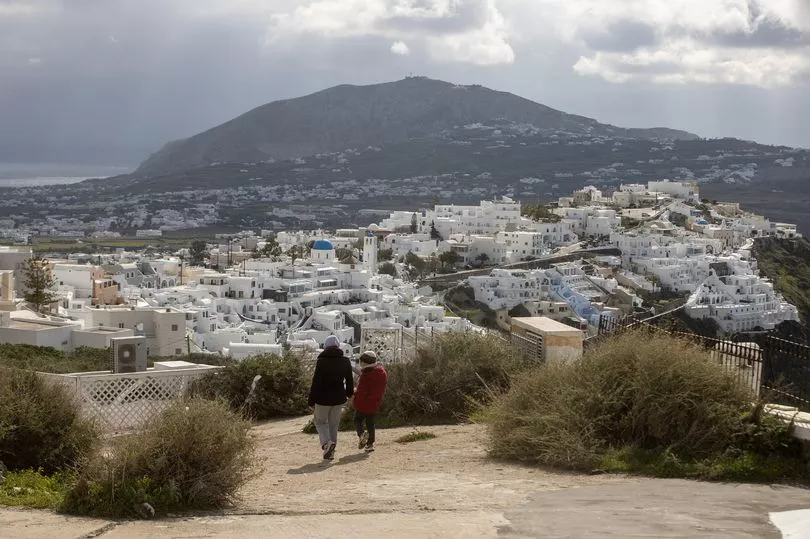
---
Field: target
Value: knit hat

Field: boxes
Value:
[359,351,378,364]
[324,335,341,349]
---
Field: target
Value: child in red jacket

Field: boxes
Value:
[353,351,388,452]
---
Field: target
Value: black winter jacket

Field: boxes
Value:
[308,348,354,407]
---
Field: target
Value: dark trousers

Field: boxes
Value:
[354,411,376,445]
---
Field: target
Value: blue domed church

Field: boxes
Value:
[310,239,336,262]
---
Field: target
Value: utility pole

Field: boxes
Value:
[187,333,192,358]
[179,256,184,286]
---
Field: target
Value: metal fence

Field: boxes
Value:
[510,331,545,363]
[40,366,222,434]
[761,335,810,411]
[595,316,810,412]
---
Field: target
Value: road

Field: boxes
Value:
[419,243,621,287]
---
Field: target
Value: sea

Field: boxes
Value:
[0,163,131,188]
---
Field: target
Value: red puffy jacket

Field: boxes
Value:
[353,363,388,414]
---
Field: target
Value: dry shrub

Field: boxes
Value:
[377,331,529,427]
[62,398,256,518]
[302,331,529,433]
[190,353,309,419]
[486,330,803,476]
[0,368,99,474]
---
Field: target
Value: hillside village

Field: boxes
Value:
[1,121,809,241]
[0,179,802,361]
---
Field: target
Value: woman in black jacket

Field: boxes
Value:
[308,335,353,460]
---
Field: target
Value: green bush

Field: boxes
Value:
[485,330,807,482]
[0,368,99,474]
[189,353,310,419]
[62,398,256,518]
[304,332,529,433]
[0,344,112,374]
[0,469,71,509]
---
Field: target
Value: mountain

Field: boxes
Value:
[136,77,699,177]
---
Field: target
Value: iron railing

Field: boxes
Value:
[595,315,810,412]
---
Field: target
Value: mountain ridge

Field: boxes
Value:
[136,77,700,177]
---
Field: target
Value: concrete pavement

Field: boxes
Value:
[4,479,810,538]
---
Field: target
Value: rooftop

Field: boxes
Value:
[511,316,583,335]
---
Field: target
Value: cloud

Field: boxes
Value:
[270,0,515,66]
[390,40,411,55]
[547,0,810,87]
[2,0,810,163]
[579,20,660,53]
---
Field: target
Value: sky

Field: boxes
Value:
[1,0,809,167]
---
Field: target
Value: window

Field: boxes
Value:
[118,322,124,329]
[175,348,182,355]
[171,324,179,331]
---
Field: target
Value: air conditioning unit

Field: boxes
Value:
[111,336,147,373]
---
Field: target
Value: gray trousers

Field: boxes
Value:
[313,404,343,449]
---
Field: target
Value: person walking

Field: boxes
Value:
[308,335,354,460]
[352,351,388,453]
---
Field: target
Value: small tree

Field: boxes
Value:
[23,256,59,313]
[410,213,418,233]
[429,222,440,240]
[378,248,394,261]
[405,251,427,278]
[258,235,282,259]
[475,253,490,267]
[378,262,397,276]
[335,247,355,261]
[189,240,207,266]
[438,251,461,272]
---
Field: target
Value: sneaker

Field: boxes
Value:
[364,444,375,453]
[324,442,337,460]
[358,432,369,449]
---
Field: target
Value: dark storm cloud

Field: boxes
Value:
[0,1,410,164]
[1,0,810,165]
[580,20,660,52]
[703,16,810,48]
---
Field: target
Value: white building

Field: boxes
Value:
[363,232,378,274]
[86,306,189,357]
[0,246,32,296]
[685,261,799,333]
[647,180,700,202]
[424,197,523,237]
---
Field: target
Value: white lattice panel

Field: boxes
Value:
[360,327,404,363]
[40,367,221,434]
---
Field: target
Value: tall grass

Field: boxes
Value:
[485,330,806,481]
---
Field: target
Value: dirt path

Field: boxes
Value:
[235,418,624,516]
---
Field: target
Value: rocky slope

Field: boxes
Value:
[136,77,698,176]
